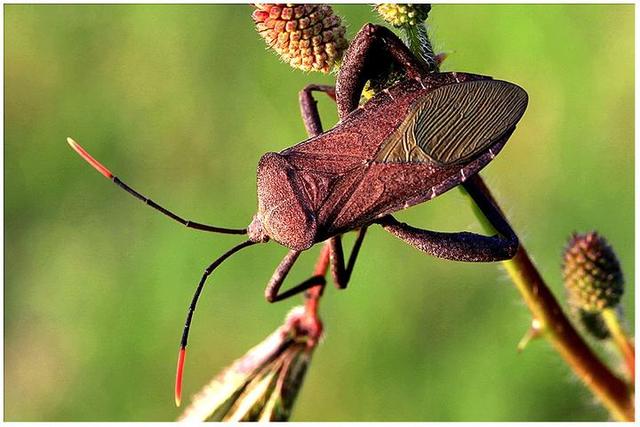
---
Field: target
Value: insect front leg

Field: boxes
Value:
[329,227,368,289]
[264,249,326,303]
[336,23,429,117]
[299,84,336,136]
[377,177,519,262]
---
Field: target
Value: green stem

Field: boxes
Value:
[469,175,633,421]
[602,308,635,383]
[403,23,437,71]
[398,11,634,421]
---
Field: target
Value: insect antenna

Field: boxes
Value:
[66,137,247,235]
[175,238,258,407]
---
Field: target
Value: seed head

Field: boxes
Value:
[178,306,318,422]
[375,4,432,28]
[252,4,348,73]
[563,232,624,313]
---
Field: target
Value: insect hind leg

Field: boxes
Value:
[378,217,517,262]
[336,23,430,118]
[377,175,519,262]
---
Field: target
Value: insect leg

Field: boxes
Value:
[329,227,368,289]
[378,216,517,262]
[336,23,429,117]
[298,81,369,291]
[299,84,336,136]
[264,250,326,303]
[377,178,518,262]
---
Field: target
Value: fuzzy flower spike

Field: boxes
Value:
[253,4,348,73]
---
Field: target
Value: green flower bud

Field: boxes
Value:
[562,232,625,340]
[563,232,624,312]
[576,309,611,340]
[375,4,431,28]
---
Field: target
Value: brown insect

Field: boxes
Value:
[67,24,528,405]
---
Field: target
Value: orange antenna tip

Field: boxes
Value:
[66,137,114,179]
[175,347,187,407]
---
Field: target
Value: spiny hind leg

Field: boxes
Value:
[377,178,518,262]
[378,216,517,262]
[336,23,430,117]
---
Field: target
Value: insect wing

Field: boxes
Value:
[329,79,527,233]
[376,79,528,165]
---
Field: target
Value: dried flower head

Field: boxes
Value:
[252,4,348,73]
[178,306,318,422]
[563,231,624,313]
[375,4,431,28]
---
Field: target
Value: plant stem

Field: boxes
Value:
[397,12,634,420]
[602,308,636,382]
[467,175,634,421]
[403,24,437,71]
[302,242,330,340]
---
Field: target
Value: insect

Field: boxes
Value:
[68,24,528,406]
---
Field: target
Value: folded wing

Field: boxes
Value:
[376,79,528,165]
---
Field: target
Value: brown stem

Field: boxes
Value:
[296,242,330,347]
[466,174,634,421]
[392,15,633,420]
[304,243,331,317]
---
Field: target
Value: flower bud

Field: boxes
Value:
[563,232,624,312]
[375,4,438,72]
[563,232,625,340]
[252,4,348,73]
[375,4,431,28]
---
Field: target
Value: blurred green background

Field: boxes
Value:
[5,4,634,421]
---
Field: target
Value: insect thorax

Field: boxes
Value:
[255,152,317,251]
